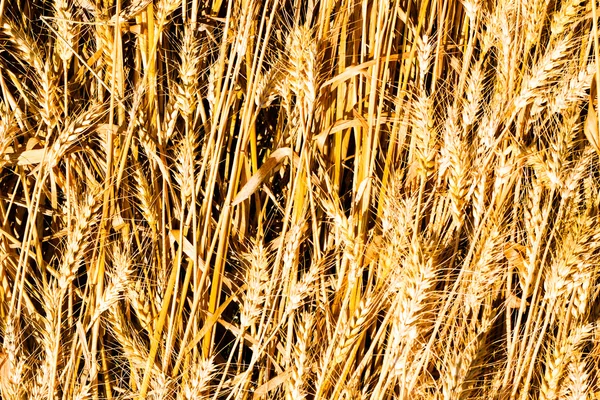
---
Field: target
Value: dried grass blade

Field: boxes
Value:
[232,147,294,206]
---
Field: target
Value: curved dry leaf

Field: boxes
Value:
[506,291,528,309]
[321,53,407,91]
[232,147,294,206]
[504,243,534,298]
[6,148,46,166]
[314,119,362,153]
[584,74,600,156]
[355,177,372,215]
[252,370,292,399]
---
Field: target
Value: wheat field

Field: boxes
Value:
[0,0,599,398]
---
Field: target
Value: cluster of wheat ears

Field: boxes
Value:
[1,0,600,398]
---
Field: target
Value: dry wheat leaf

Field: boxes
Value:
[314,119,363,152]
[232,147,294,206]
[216,319,286,365]
[504,243,526,272]
[217,318,287,360]
[16,149,45,165]
[169,230,194,259]
[506,291,528,309]
[4,148,46,166]
[96,123,120,137]
[355,177,372,215]
[322,53,406,90]
[504,243,534,298]
[352,108,370,131]
[252,370,293,399]
[181,292,238,357]
[585,74,600,155]
[168,230,207,272]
